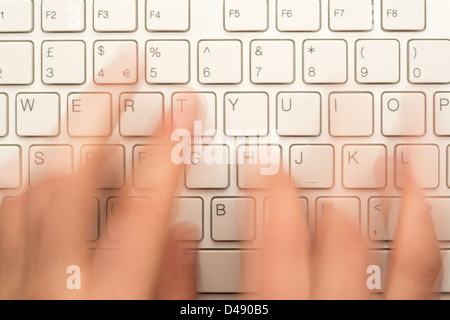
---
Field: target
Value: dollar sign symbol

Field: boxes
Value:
[98,45,105,56]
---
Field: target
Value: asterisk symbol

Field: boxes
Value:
[308,46,315,54]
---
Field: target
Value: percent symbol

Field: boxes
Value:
[150,47,161,58]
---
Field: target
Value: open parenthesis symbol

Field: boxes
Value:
[361,46,365,59]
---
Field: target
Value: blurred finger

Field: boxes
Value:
[312,206,369,300]
[157,223,200,300]
[384,173,442,300]
[257,173,310,300]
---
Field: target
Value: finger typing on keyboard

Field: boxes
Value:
[0,0,448,302]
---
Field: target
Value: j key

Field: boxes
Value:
[435,92,450,136]
[342,145,387,189]
[277,92,321,137]
[277,0,321,32]
[382,0,426,31]
[198,40,242,84]
[408,40,450,84]
[224,0,268,32]
[329,92,374,137]
[16,93,60,137]
[119,92,164,137]
[29,145,73,187]
[172,197,204,241]
[0,41,34,85]
[211,197,255,241]
[395,144,439,189]
[316,197,361,230]
[0,146,22,189]
[185,145,229,189]
[81,145,125,189]
[67,93,112,137]
[382,92,426,137]
[42,41,86,85]
[303,40,348,84]
[146,0,190,32]
[250,40,295,84]
[94,41,137,84]
[356,40,400,84]
[369,198,450,242]
[146,40,190,84]
[290,145,334,189]
[0,0,33,33]
[224,92,269,136]
[42,0,85,32]
[93,0,137,32]
[0,93,7,137]
[329,0,373,31]
[237,145,282,189]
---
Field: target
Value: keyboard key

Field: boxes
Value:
[81,145,125,189]
[329,0,373,31]
[0,146,21,189]
[382,0,426,31]
[211,197,255,241]
[86,198,100,241]
[172,92,217,136]
[0,41,34,85]
[29,145,73,187]
[68,93,112,137]
[42,41,86,85]
[198,250,259,293]
[172,197,204,241]
[119,92,164,137]
[342,145,387,189]
[408,40,450,84]
[250,40,295,84]
[382,92,426,137]
[0,93,7,137]
[316,197,360,230]
[133,145,171,189]
[277,92,321,137]
[198,40,242,84]
[303,39,347,84]
[237,145,282,189]
[16,93,60,137]
[277,0,321,32]
[329,92,374,137]
[448,146,450,188]
[146,40,190,84]
[93,0,137,32]
[94,40,138,84]
[264,198,308,238]
[0,0,33,33]
[224,0,268,32]
[42,0,85,32]
[146,0,190,32]
[435,92,450,136]
[224,92,269,136]
[185,145,229,189]
[369,198,450,242]
[395,144,439,189]
[290,145,334,189]
[355,39,400,84]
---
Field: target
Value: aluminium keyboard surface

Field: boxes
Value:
[1,0,450,296]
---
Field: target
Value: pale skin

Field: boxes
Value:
[0,87,443,300]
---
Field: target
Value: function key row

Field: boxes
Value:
[1,39,449,85]
[0,0,426,33]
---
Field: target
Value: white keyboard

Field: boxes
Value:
[1,0,450,296]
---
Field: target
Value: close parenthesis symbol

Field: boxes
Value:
[413,47,417,59]
[361,47,365,59]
